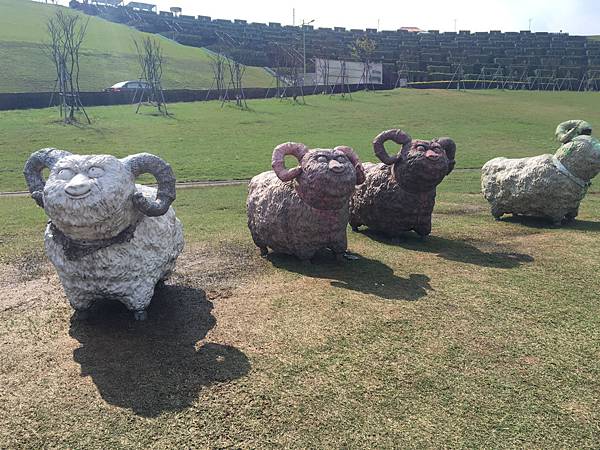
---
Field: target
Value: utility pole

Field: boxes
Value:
[528,18,532,31]
[292,8,295,26]
[302,18,315,79]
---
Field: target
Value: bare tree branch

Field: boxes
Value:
[44,10,90,124]
[133,36,168,115]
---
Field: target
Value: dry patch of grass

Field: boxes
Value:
[1,185,600,447]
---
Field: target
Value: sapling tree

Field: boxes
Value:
[44,9,90,124]
[133,36,168,115]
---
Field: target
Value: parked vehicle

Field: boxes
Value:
[104,81,150,92]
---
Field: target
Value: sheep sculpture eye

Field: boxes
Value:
[335,155,347,163]
[87,166,105,178]
[57,168,75,180]
[317,155,328,163]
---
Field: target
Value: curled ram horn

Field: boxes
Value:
[372,129,412,165]
[434,137,457,174]
[555,120,592,144]
[271,142,309,182]
[334,145,366,184]
[121,153,176,217]
[23,148,73,207]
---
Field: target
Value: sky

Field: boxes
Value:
[51,0,600,35]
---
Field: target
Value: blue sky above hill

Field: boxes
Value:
[47,0,599,35]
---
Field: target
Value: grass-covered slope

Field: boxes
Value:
[1,89,600,192]
[0,0,273,93]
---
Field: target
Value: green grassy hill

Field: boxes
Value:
[0,0,273,93]
[1,89,600,192]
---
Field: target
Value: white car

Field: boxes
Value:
[104,81,151,92]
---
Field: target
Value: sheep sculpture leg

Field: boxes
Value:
[564,208,579,223]
[64,287,95,320]
[127,282,157,321]
[413,218,432,238]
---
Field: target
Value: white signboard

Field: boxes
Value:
[315,58,383,85]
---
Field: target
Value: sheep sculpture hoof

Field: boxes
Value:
[133,310,148,321]
[247,141,365,262]
[349,129,457,238]
[481,120,600,226]
[23,149,184,320]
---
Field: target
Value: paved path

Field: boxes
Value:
[0,168,483,198]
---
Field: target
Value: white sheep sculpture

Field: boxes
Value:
[24,148,184,320]
[247,142,365,261]
[481,120,600,225]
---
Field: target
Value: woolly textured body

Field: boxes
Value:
[349,163,436,237]
[45,185,184,312]
[247,171,349,260]
[481,154,586,221]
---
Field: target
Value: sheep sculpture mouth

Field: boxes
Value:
[408,156,447,174]
[329,165,346,174]
[66,190,92,200]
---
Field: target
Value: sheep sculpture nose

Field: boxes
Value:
[425,149,440,160]
[65,174,92,197]
[329,159,345,173]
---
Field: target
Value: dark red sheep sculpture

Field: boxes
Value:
[349,129,456,237]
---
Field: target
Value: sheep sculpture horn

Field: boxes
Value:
[23,148,73,208]
[272,142,309,182]
[555,120,592,144]
[434,137,457,174]
[121,153,176,217]
[372,129,412,165]
[334,146,366,184]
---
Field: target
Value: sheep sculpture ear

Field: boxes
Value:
[23,148,72,208]
[120,153,176,217]
[272,142,309,182]
[434,137,457,175]
[334,145,366,184]
[372,129,412,165]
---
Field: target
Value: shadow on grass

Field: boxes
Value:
[361,231,534,268]
[69,284,250,417]
[268,251,432,301]
[500,215,600,232]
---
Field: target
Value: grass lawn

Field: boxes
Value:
[1,89,600,447]
[1,173,599,447]
[2,89,600,192]
[0,0,272,93]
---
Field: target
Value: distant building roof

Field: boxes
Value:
[93,0,123,5]
[399,27,424,33]
[126,1,156,11]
